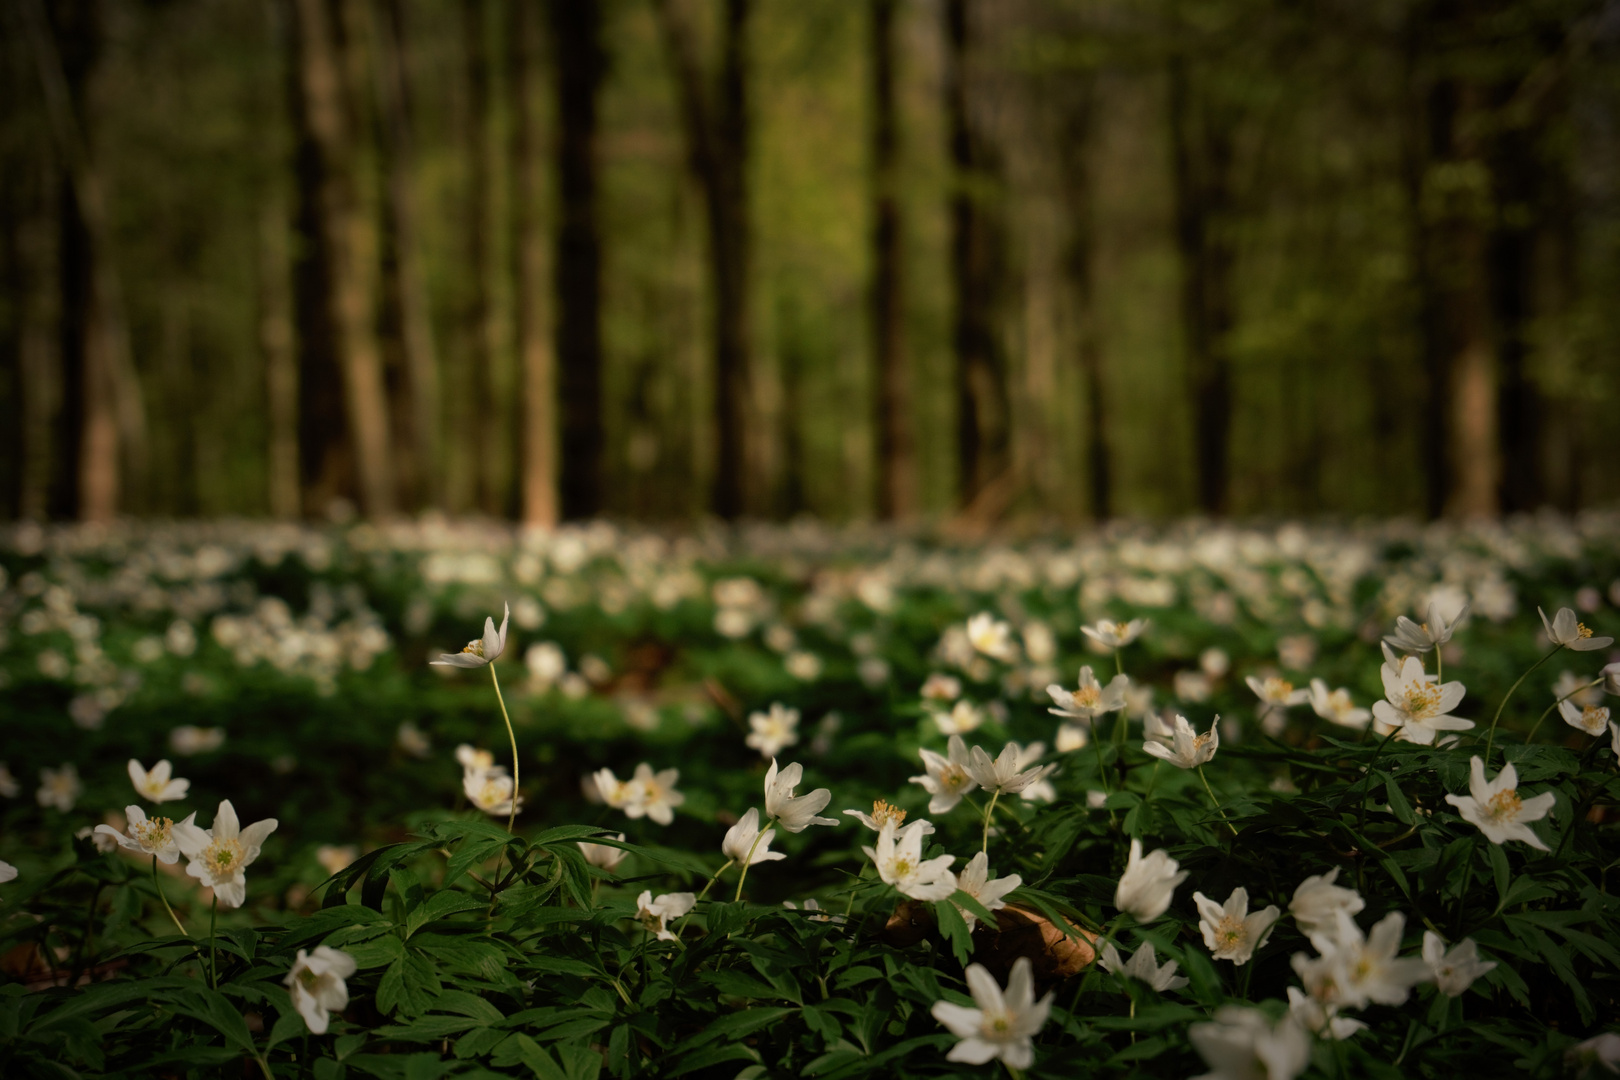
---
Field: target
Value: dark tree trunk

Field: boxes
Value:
[869,0,914,521]
[513,1,556,527]
[551,0,605,520]
[944,0,1011,514]
[460,0,501,515]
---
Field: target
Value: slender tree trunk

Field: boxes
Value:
[514,1,557,528]
[1168,47,1236,517]
[944,0,1011,515]
[16,158,59,521]
[461,0,502,516]
[551,0,604,520]
[869,0,914,521]
[259,194,300,519]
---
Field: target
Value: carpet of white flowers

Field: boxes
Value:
[1,515,1618,1079]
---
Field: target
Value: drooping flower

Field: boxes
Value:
[1421,931,1495,996]
[843,799,932,835]
[1193,887,1281,965]
[1384,601,1469,654]
[1560,699,1611,737]
[1288,868,1364,935]
[36,764,81,812]
[463,767,521,817]
[930,957,1053,1069]
[1098,940,1188,992]
[1046,667,1130,723]
[954,851,1020,931]
[1444,756,1555,851]
[1308,680,1371,730]
[578,834,627,873]
[1306,910,1429,1009]
[745,702,800,758]
[173,799,278,909]
[965,742,1055,797]
[1141,714,1219,770]
[910,734,980,814]
[932,699,986,736]
[763,759,837,833]
[1114,838,1187,923]
[95,805,194,863]
[284,946,357,1034]
[966,612,1017,662]
[1540,606,1613,652]
[128,759,189,804]
[722,808,786,866]
[1188,1006,1310,1080]
[1371,655,1472,745]
[431,602,510,667]
[635,890,695,941]
[864,819,956,901]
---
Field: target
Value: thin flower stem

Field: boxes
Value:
[1197,766,1237,836]
[734,829,769,902]
[1144,761,1161,802]
[1435,649,1442,686]
[208,896,218,989]
[489,662,520,836]
[1354,727,1400,836]
[674,859,733,938]
[1483,645,1561,768]
[151,856,189,938]
[981,789,1002,854]
[1524,677,1602,745]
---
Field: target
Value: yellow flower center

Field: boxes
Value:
[986,1014,1011,1035]
[131,816,173,850]
[941,764,971,793]
[1217,915,1244,946]
[1262,677,1294,700]
[1403,682,1441,717]
[637,909,663,934]
[891,856,916,879]
[1576,623,1593,639]
[1074,686,1101,708]
[1486,789,1521,820]
[297,967,320,990]
[871,800,906,828]
[461,638,485,656]
[203,837,245,877]
[1583,706,1609,728]
[1194,732,1213,753]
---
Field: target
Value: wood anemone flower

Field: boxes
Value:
[431,603,510,668]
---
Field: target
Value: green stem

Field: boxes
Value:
[981,789,1002,854]
[674,859,733,938]
[1355,727,1401,837]
[1483,645,1561,768]
[1090,724,1111,794]
[734,828,769,902]
[1524,677,1602,746]
[1197,766,1237,836]
[490,662,520,836]
[151,856,189,938]
[1435,649,1442,686]
[1450,835,1477,937]
[208,896,218,989]
[1144,761,1161,802]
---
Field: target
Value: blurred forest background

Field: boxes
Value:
[1,0,1618,527]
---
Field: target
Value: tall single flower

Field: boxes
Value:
[431,602,510,667]
[1559,698,1611,737]
[966,612,1017,662]
[578,834,627,873]
[284,946,357,1034]
[966,742,1054,797]
[95,805,194,863]
[1188,1006,1310,1080]
[1421,931,1495,996]
[1114,838,1187,923]
[1193,887,1281,965]
[864,819,956,901]
[128,759,189,804]
[173,799,278,909]
[1046,667,1130,723]
[910,734,980,814]
[954,851,1020,931]
[930,957,1053,1069]
[1384,601,1469,654]
[1540,606,1613,652]
[722,808,786,866]
[1308,680,1371,730]
[763,759,837,833]
[1098,940,1188,992]
[1444,756,1555,850]
[1370,655,1472,745]
[1288,868,1364,935]
[463,767,521,817]
[745,702,800,758]
[1081,618,1149,650]
[1141,713,1219,769]
[635,890,695,942]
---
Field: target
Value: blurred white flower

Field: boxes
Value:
[746,702,801,758]
[1567,1033,1620,1078]
[1559,699,1610,737]
[1286,986,1365,1041]
[395,721,431,759]
[1174,670,1213,703]
[285,946,357,1035]
[1444,756,1555,851]
[763,759,836,833]
[722,808,786,866]
[1200,647,1231,678]
[1308,680,1371,730]
[1421,931,1495,996]
[457,744,496,772]
[1114,838,1187,922]
[1081,618,1149,650]
[1288,867,1364,935]
[635,890,694,941]
[785,651,823,681]
[36,764,81,812]
[316,845,358,876]
[169,726,225,755]
[1603,662,1620,696]
[930,957,1052,1069]
[1193,887,1280,965]
[954,851,1020,931]
[129,759,189,804]
[1247,675,1309,719]
[1188,1006,1310,1080]
[173,799,278,909]
[1142,714,1219,770]
[920,673,962,703]
[966,612,1017,662]
[1098,940,1188,992]
[783,898,845,924]
[1384,601,1469,654]
[1277,634,1318,672]
[865,819,956,901]
[431,602,509,667]
[1055,722,1088,752]
[95,805,194,863]
[910,735,980,814]
[0,763,17,798]
[525,642,567,687]
[932,699,985,736]
[463,768,521,818]
[1540,606,1613,652]
[1304,910,1428,1009]
[579,834,627,873]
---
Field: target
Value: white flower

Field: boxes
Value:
[1194,887,1281,965]
[0,762,18,798]
[463,767,522,817]
[1385,601,1469,654]
[284,946,356,1034]
[1114,838,1187,922]
[1612,719,1620,760]
[843,799,931,835]
[316,845,357,876]
[1046,667,1130,723]
[36,763,81,812]
[95,805,194,863]
[457,744,496,771]
[1370,656,1473,745]
[722,808,786,866]
[1444,756,1556,851]
[1288,868,1364,935]
[128,759,189,804]
[395,722,431,758]
[636,890,695,941]
[1189,1006,1310,1080]
[1422,931,1495,996]
[170,725,225,755]
[966,742,1055,797]
[864,819,956,901]
[910,735,980,814]
[1285,986,1365,1041]
[966,612,1016,662]
[920,673,962,702]
[1305,910,1429,1009]
[0,860,15,883]
[1055,722,1089,752]
[932,699,985,736]
[954,851,1020,931]
[783,898,845,924]
[1141,714,1219,769]
[596,763,685,825]
[1567,1033,1620,1077]
[763,759,837,833]
[930,957,1053,1069]
[1247,675,1309,714]
[173,799,278,909]
[1308,680,1371,730]
[745,702,800,758]
[431,602,510,667]
[578,834,627,873]
[1081,618,1149,650]
[1540,606,1613,652]
[1603,662,1620,696]
[1013,741,1056,803]
[1098,940,1188,992]
[1560,699,1611,737]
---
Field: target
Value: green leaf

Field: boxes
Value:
[934,898,973,967]
[1383,774,1417,825]
[406,890,487,937]
[1487,841,1511,908]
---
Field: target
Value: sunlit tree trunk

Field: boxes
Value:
[869,0,914,521]
[514,1,557,528]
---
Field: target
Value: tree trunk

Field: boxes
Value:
[551,0,604,520]
[869,0,914,521]
[944,0,1011,514]
[460,0,504,516]
[259,192,300,519]
[512,1,557,528]
[15,157,59,521]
